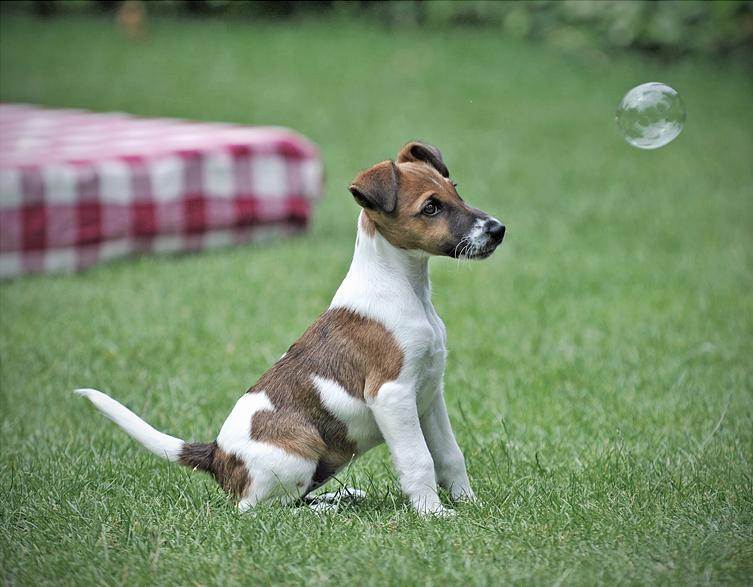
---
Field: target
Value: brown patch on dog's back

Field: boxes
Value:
[260,308,403,401]
[246,308,403,488]
[251,409,327,461]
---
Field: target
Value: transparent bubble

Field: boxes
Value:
[615,82,686,150]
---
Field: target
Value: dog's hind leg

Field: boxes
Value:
[236,449,318,513]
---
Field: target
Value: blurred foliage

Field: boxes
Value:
[414,0,753,58]
[4,0,753,58]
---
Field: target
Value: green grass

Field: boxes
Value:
[1,13,752,586]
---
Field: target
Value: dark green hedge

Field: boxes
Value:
[415,0,753,58]
[7,0,753,58]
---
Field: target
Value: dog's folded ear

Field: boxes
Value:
[349,160,399,214]
[396,141,449,178]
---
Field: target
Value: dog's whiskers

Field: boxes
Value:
[454,235,471,269]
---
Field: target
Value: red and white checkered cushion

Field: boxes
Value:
[0,104,324,278]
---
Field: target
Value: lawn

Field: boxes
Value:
[1,12,752,587]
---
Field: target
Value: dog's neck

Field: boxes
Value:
[331,211,432,309]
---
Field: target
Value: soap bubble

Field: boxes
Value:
[615,82,686,150]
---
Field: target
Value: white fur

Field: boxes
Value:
[75,388,184,461]
[420,393,475,501]
[331,213,448,409]
[217,391,317,509]
[237,443,317,511]
[311,374,382,453]
[458,216,500,259]
[467,217,487,243]
[216,391,274,451]
[369,381,449,515]
[329,211,475,515]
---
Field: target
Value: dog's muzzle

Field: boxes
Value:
[459,217,505,259]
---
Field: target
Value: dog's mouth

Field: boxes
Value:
[447,240,502,260]
[458,241,501,260]
[463,246,497,260]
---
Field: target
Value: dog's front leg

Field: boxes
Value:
[420,392,475,502]
[369,382,453,516]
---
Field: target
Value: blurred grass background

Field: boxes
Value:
[1,3,752,586]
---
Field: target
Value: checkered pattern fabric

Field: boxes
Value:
[0,104,324,279]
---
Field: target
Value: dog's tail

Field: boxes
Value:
[74,388,215,472]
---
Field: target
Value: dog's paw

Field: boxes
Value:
[450,488,477,503]
[414,501,456,518]
[315,487,367,503]
[340,487,367,500]
[425,505,456,518]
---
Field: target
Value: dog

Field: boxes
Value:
[77,141,505,516]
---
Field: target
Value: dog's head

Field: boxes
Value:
[349,141,505,259]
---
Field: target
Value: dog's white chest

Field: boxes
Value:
[330,222,450,420]
[413,308,447,415]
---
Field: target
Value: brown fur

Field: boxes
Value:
[349,160,399,213]
[213,448,252,496]
[179,441,251,497]
[246,307,403,487]
[350,142,485,256]
[250,409,327,461]
[396,141,449,177]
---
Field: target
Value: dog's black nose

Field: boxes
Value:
[486,219,506,243]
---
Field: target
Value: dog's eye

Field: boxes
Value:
[422,200,441,217]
